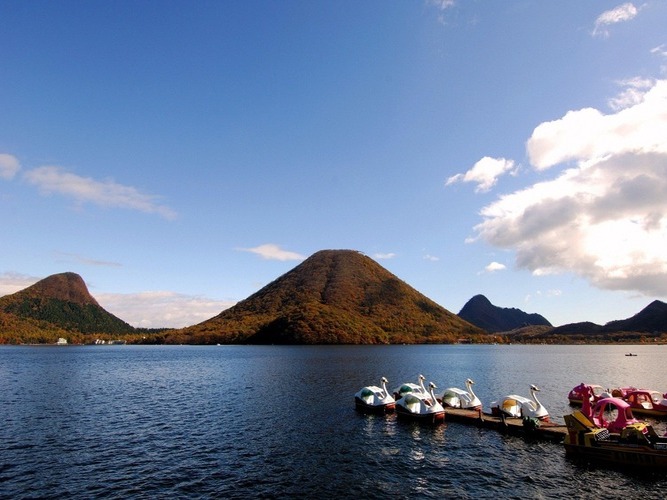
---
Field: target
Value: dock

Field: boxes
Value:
[443,408,568,442]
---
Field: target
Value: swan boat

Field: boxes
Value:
[564,397,667,469]
[354,377,396,414]
[438,378,482,410]
[395,381,445,424]
[392,374,428,400]
[491,384,549,421]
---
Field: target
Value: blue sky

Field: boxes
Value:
[2,1,667,328]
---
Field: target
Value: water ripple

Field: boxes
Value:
[2,345,667,498]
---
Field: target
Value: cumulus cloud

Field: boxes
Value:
[373,252,396,260]
[0,154,21,180]
[592,2,638,38]
[95,291,235,329]
[446,156,516,192]
[607,78,655,111]
[238,244,305,261]
[526,80,667,170]
[24,166,177,219]
[484,262,506,273]
[423,254,440,262]
[473,79,667,297]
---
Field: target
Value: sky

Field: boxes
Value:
[2,1,667,329]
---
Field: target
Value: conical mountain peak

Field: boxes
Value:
[175,249,485,344]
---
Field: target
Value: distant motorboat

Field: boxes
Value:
[625,353,637,356]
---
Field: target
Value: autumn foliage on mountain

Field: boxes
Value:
[0,272,136,344]
[167,250,487,344]
[2,250,667,345]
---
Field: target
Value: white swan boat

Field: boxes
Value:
[438,378,482,410]
[490,384,549,421]
[392,374,428,400]
[395,381,445,423]
[354,377,396,414]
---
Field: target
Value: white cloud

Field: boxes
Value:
[238,243,305,261]
[423,254,440,262]
[446,156,516,192]
[95,291,235,329]
[607,78,655,111]
[484,261,506,273]
[473,79,667,297]
[0,272,40,296]
[373,252,396,260]
[428,0,456,25]
[24,165,177,219]
[526,80,667,170]
[0,154,21,180]
[652,44,667,58]
[430,0,455,8]
[592,2,638,38]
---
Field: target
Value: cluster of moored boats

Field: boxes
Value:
[568,383,667,417]
[354,377,667,469]
[563,382,667,468]
[354,375,548,424]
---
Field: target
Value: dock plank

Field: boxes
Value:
[443,408,568,442]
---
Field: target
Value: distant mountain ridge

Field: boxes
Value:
[2,254,666,345]
[458,294,552,333]
[0,272,134,340]
[549,299,667,338]
[172,249,486,344]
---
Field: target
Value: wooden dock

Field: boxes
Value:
[443,408,568,443]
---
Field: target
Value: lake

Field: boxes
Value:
[1,344,666,498]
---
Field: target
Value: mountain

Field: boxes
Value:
[171,249,487,344]
[0,272,135,341]
[602,300,667,334]
[457,294,552,333]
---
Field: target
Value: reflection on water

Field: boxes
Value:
[1,344,666,498]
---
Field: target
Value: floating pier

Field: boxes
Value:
[443,408,568,442]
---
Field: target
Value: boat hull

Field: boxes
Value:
[354,398,395,414]
[395,406,445,424]
[564,412,667,470]
[564,441,667,469]
[625,407,667,418]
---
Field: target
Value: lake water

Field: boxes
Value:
[1,344,666,498]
